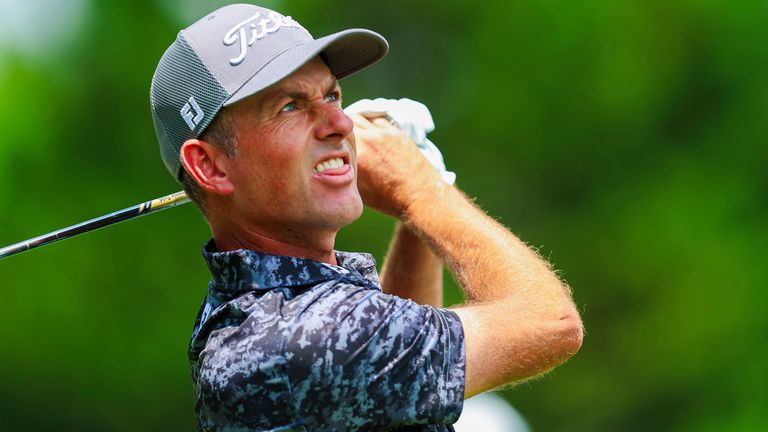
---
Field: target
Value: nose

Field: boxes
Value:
[313,103,353,142]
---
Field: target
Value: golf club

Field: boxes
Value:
[0,191,190,260]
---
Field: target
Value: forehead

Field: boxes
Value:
[222,57,339,137]
[247,57,338,106]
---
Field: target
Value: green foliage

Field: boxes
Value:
[1,0,766,430]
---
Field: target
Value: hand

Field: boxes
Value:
[344,98,456,185]
[351,113,443,218]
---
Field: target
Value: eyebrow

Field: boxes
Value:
[269,79,340,104]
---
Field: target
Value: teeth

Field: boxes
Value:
[314,157,344,173]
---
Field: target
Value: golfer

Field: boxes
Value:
[150,4,582,431]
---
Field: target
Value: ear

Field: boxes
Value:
[180,139,235,195]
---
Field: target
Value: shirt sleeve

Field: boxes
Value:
[284,282,466,430]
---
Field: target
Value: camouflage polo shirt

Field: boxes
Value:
[188,240,466,431]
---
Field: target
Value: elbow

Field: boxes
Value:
[554,304,584,361]
[562,312,584,358]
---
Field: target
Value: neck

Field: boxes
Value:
[210,221,339,265]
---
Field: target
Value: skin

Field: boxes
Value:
[181,58,359,264]
[353,115,583,397]
[181,56,583,399]
[380,222,443,307]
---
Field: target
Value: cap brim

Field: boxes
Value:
[224,29,388,107]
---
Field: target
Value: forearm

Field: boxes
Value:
[352,111,569,306]
[380,222,443,307]
[403,182,582,394]
[403,183,564,303]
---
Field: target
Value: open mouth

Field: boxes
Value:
[314,157,345,174]
[313,155,350,174]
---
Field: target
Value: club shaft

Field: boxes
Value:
[0,191,190,260]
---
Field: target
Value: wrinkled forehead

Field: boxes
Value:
[229,57,339,113]
[264,57,338,95]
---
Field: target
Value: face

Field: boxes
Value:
[221,57,362,237]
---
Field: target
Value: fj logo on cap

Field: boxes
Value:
[224,12,308,66]
[180,96,204,130]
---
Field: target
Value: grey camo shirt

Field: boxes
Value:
[189,240,466,431]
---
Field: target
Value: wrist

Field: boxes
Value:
[401,180,459,225]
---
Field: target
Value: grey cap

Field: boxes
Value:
[150,3,388,181]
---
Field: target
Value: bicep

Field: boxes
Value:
[453,299,582,398]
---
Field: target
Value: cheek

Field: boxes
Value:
[234,122,310,194]
[253,118,308,160]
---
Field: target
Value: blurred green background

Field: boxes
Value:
[1,0,766,430]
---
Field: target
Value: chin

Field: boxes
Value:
[320,192,363,229]
[336,194,364,227]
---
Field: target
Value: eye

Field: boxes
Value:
[324,91,340,104]
[280,101,297,113]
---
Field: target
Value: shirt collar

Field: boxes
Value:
[202,239,380,292]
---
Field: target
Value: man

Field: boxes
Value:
[150,4,582,431]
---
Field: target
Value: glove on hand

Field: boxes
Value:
[345,98,456,185]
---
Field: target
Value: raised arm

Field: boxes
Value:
[379,222,444,307]
[352,115,583,398]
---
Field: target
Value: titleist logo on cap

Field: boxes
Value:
[224,12,309,66]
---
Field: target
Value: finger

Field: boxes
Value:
[356,109,388,119]
[350,113,374,130]
[371,116,397,129]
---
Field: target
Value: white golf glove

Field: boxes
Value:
[345,98,456,185]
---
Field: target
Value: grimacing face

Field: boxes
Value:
[218,57,363,238]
